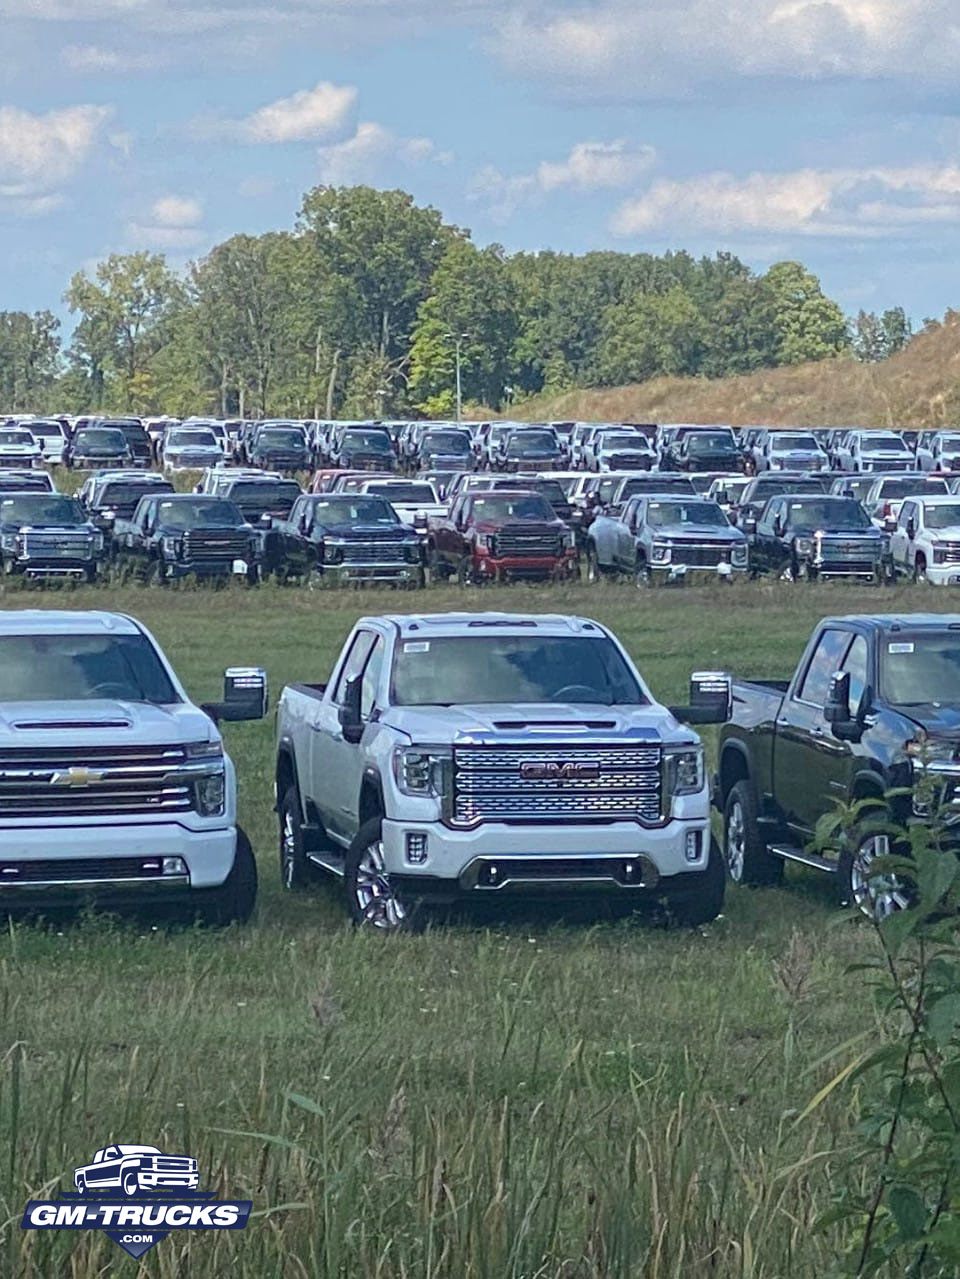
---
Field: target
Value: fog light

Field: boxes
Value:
[405,832,428,865]
[161,857,187,876]
[685,831,702,863]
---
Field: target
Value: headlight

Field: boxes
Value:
[475,533,494,552]
[185,740,223,760]
[91,533,104,553]
[403,541,421,563]
[561,530,575,549]
[194,771,225,817]
[101,508,116,521]
[934,547,947,564]
[650,542,671,564]
[162,535,182,556]
[1,533,17,551]
[325,543,344,565]
[663,745,705,800]
[731,544,748,565]
[393,747,451,797]
[794,537,813,555]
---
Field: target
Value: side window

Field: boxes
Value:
[758,499,779,534]
[360,637,384,719]
[796,629,852,706]
[333,630,376,704]
[898,501,913,530]
[629,500,643,531]
[841,635,869,711]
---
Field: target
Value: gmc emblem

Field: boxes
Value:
[519,761,601,781]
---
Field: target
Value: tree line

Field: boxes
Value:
[0,184,912,418]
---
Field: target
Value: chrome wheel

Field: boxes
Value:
[850,834,910,920]
[353,840,406,929]
[725,799,746,882]
[281,810,297,889]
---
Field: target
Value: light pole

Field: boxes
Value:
[446,331,470,424]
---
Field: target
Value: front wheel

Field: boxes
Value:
[279,787,317,891]
[723,781,783,885]
[634,556,653,587]
[191,828,258,926]
[122,1171,140,1197]
[666,838,726,926]
[913,555,928,584]
[345,818,408,930]
[839,820,912,920]
[585,543,604,582]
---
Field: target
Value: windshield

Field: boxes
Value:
[783,499,872,530]
[689,433,736,451]
[469,495,554,522]
[259,429,305,448]
[168,430,217,448]
[365,483,436,504]
[646,500,728,528]
[0,496,83,525]
[877,478,948,500]
[99,482,172,507]
[621,477,696,499]
[424,432,470,452]
[343,431,392,451]
[882,634,960,706]
[509,431,556,453]
[0,634,177,703]
[313,498,397,524]
[156,499,245,528]
[392,635,645,706]
[601,434,647,450]
[834,477,875,500]
[864,436,908,453]
[924,504,960,529]
[0,432,34,446]
[77,430,126,449]
[228,482,300,509]
[772,434,819,451]
[750,477,823,498]
[28,422,63,438]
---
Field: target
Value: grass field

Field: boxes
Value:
[0,576,921,1277]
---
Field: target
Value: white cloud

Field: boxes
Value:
[218,80,357,144]
[316,120,451,184]
[126,192,205,248]
[61,43,164,72]
[611,163,960,238]
[470,139,656,222]
[149,194,203,227]
[495,0,960,98]
[0,103,112,211]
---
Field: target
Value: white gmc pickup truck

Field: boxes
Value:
[275,611,729,929]
[0,610,265,923]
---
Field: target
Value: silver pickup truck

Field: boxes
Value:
[275,611,730,929]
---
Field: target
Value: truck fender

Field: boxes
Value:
[717,739,754,807]
[275,740,302,818]
[848,765,888,807]
[359,767,385,825]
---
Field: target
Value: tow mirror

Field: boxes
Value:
[669,671,731,725]
[824,670,863,741]
[773,514,784,537]
[906,519,916,540]
[744,515,757,536]
[883,517,897,533]
[338,674,364,744]
[202,667,268,724]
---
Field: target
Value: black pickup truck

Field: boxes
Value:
[115,494,261,584]
[716,614,960,917]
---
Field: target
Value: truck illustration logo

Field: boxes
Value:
[519,761,601,781]
[21,1143,251,1259]
[50,767,105,787]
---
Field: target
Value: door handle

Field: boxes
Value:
[811,725,825,737]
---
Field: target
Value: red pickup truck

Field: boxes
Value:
[427,489,578,584]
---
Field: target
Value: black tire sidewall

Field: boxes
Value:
[723,779,783,885]
[667,837,725,926]
[279,786,314,891]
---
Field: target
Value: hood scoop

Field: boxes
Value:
[13,718,132,731]
[492,718,617,730]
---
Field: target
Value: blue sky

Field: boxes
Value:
[3,0,960,330]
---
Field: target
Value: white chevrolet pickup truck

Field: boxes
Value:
[275,611,729,929]
[0,610,265,923]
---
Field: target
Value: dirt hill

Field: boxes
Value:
[510,312,960,427]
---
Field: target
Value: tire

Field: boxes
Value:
[427,546,451,582]
[192,828,258,926]
[666,837,726,926]
[85,565,99,584]
[723,780,783,885]
[344,818,409,930]
[279,786,317,891]
[838,819,913,919]
[145,559,167,587]
[585,543,604,582]
[76,1174,87,1195]
[122,1170,139,1197]
[913,554,928,584]
[457,556,477,587]
[634,555,652,587]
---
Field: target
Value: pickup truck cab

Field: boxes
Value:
[250,424,310,474]
[65,426,132,470]
[0,428,42,470]
[917,432,960,473]
[717,613,960,916]
[890,495,960,583]
[732,473,828,528]
[263,493,424,585]
[275,612,730,928]
[419,428,474,472]
[495,427,563,473]
[428,490,577,584]
[353,478,447,529]
[846,431,915,473]
[74,1145,199,1196]
[0,610,264,921]
[588,494,748,584]
[0,492,105,582]
[669,430,743,474]
[116,494,261,584]
[750,494,885,581]
[162,427,223,472]
[77,470,173,543]
[862,474,949,529]
[26,419,67,465]
[755,431,827,473]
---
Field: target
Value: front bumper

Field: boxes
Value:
[473,553,578,580]
[382,815,710,899]
[319,562,421,584]
[165,558,256,579]
[7,557,99,579]
[137,1172,200,1190]
[917,561,960,585]
[648,561,747,579]
[0,822,238,901]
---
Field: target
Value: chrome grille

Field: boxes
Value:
[939,543,960,564]
[182,530,249,561]
[452,743,662,826]
[820,539,878,561]
[23,533,93,559]
[0,744,195,818]
[610,454,651,469]
[340,540,405,563]
[668,542,729,567]
[492,531,561,557]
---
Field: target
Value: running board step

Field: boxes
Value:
[307,852,346,879]
[768,844,837,873]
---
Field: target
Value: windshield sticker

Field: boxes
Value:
[889,642,915,654]
[404,641,429,653]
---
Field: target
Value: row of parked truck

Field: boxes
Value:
[1,605,955,932]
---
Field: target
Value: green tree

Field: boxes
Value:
[853,306,912,363]
[64,252,183,410]
[761,261,850,366]
[594,287,705,386]
[0,311,61,409]
[409,239,519,413]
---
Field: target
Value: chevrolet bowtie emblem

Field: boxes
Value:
[50,767,105,787]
